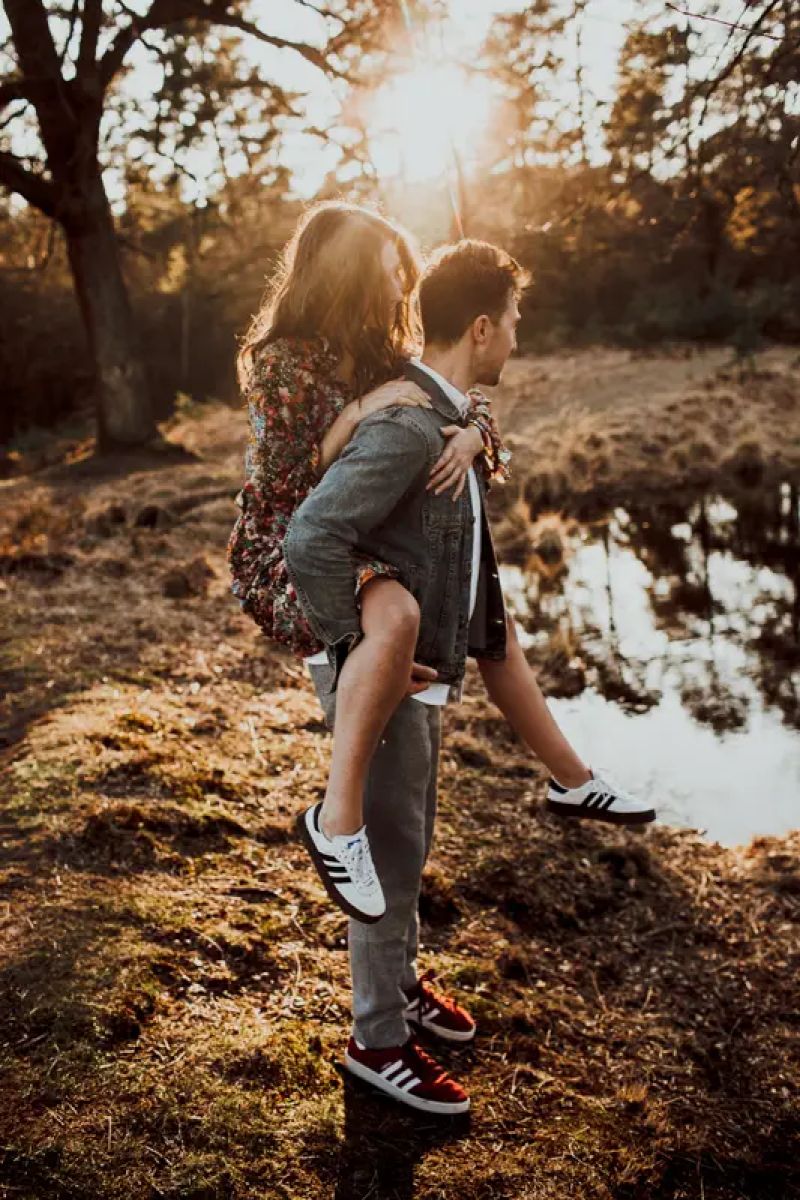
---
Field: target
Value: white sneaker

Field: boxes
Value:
[545,767,656,826]
[295,802,386,923]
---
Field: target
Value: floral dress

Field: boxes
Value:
[226,334,511,658]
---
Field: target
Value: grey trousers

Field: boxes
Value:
[307,659,442,1049]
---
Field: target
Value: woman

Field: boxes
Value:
[228,201,653,924]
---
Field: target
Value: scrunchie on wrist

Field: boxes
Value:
[465,389,512,485]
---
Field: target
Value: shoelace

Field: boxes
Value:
[338,836,379,892]
[417,969,463,1020]
[591,766,635,804]
[405,1036,449,1084]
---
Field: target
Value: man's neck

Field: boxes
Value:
[420,346,475,395]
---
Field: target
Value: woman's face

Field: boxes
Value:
[381,239,405,316]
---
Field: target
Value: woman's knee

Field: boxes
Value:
[359,577,420,642]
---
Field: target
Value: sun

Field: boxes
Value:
[364,60,495,183]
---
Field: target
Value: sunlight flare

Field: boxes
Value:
[365,60,496,183]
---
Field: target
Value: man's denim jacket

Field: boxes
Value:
[282,362,507,696]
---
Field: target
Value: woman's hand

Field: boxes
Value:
[352,380,431,423]
[426,424,484,501]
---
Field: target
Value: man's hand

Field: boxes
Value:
[405,661,439,696]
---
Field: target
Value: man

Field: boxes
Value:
[283,241,651,1115]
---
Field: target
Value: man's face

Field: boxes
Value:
[473,291,520,387]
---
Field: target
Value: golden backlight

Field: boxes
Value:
[365,60,496,183]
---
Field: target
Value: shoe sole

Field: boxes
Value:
[343,1053,470,1114]
[545,798,656,826]
[406,1013,476,1043]
[294,807,385,925]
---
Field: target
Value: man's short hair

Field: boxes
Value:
[418,239,528,346]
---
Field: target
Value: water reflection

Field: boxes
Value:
[501,483,800,846]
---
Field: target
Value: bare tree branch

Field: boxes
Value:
[58,1,82,67]
[193,7,337,76]
[293,0,347,24]
[0,76,29,108]
[0,99,30,132]
[665,3,782,41]
[3,0,63,84]
[2,0,79,153]
[0,150,58,216]
[99,0,178,86]
[99,0,344,89]
[698,0,785,98]
[77,0,104,72]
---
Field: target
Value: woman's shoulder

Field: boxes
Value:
[248,335,331,384]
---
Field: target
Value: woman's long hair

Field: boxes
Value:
[238,202,422,395]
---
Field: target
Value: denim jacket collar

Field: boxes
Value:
[402,360,467,426]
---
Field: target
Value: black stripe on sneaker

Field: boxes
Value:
[602,795,616,811]
[295,808,384,925]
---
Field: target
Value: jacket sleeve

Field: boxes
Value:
[282,412,429,647]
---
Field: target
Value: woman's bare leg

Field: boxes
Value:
[478,614,592,788]
[319,578,420,839]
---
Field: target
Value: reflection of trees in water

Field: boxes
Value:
[512,482,800,731]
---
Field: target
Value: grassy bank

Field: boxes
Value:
[489,344,800,517]
[1,347,798,1198]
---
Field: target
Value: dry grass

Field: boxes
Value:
[1,352,799,1199]
[486,345,800,523]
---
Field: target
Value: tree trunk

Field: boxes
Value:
[64,174,157,450]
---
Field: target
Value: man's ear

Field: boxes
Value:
[472,314,492,345]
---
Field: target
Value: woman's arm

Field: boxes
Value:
[426,392,512,499]
[319,404,361,473]
[318,381,431,474]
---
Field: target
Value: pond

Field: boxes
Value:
[502,483,800,847]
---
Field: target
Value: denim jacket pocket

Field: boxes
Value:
[424,487,471,533]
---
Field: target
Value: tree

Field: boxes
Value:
[605,23,690,179]
[0,1,388,449]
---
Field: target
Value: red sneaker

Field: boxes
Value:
[344,1035,470,1114]
[404,968,476,1043]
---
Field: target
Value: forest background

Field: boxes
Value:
[1,0,798,451]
